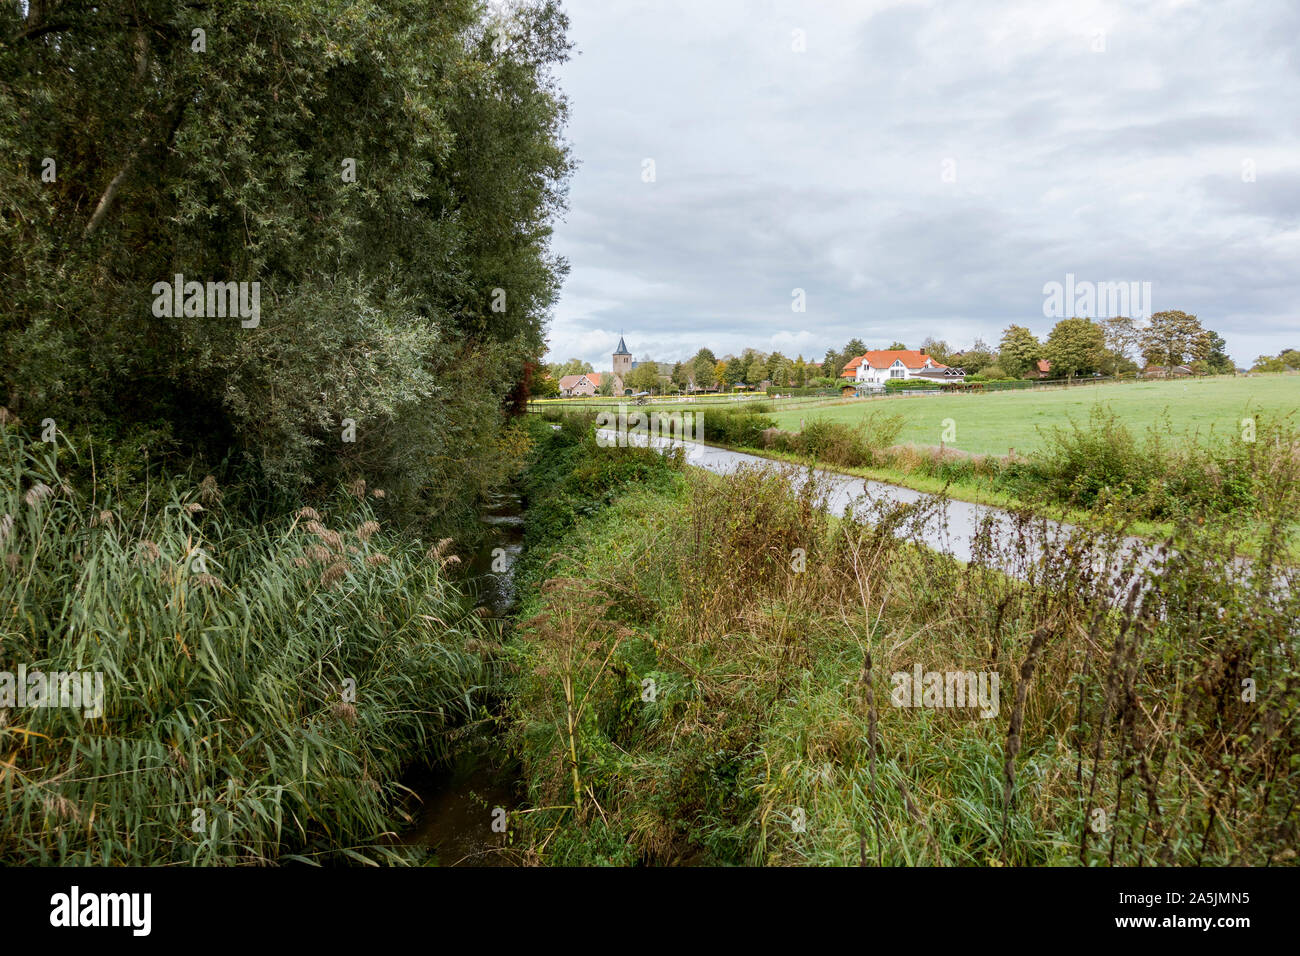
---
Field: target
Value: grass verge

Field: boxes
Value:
[503,425,1299,866]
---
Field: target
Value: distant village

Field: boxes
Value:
[539,311,1274,398]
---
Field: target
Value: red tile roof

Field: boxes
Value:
[840,350,948,378]
[557,372,601,389]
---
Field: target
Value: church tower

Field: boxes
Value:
[612,335,632,395]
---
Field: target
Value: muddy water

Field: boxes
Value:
[401,743,518,866]
[401,489,525,866]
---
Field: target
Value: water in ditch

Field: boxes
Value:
[400,488,525,866]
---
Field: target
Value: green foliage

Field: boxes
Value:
[517,416,680,580]
[625,362,662,393]
[762,415,904,468]
[765,386,834,397]
[1003,407,1297,521]
[0,0,573,512]
[1251,349,1300,373]
[0,426,496,865]
[1044,317,1106,378]
[1141,310,1211,369]
[884,379,940,391]
[700,408,777,447]
[548,358,594,378]
[507,455,1300,866]
[998,325,1042,378]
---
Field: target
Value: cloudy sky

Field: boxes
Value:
[542,0,1300,371]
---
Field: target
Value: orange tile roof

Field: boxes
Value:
[557,372,601,389]
[840,350,948,378]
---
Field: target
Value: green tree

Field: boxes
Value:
[998,325,1042,378]
[1140,310,1210,371]
[626,361,660,393]
[0,0,575,515]
[690,349,717,389]
[920,337,953,365]
[1044,318,1106,380]
[534,373,560,398]
[765,350,787,381]
[1201,331,1234,374]
[958,338,996,374]
[723,357,746,387]
[1100,317,1140,364]
[550,357,594,378]
[822,348,843,379]
[1250,349,1298,373]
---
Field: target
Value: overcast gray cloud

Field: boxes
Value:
[544,0,1300,370]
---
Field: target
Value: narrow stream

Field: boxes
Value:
[400,488,525,866]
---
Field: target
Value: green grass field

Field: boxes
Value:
[770,375,1300,456]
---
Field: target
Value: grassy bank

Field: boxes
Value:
[504,425,1300,865]
[0,426,501,865]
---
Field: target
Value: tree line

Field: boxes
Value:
[541,310,1236,395]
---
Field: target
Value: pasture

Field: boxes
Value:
[769,375,1299,456]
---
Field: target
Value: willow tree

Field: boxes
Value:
[1,0,573,521]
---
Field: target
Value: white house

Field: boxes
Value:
[841,349,962,386]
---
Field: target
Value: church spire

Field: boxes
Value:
[613,335,631,356]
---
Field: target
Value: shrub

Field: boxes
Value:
[700,409,777,447]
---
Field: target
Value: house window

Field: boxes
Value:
[890,367,904,379]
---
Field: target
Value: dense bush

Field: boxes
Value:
[995,407,1296,522]
[761,415,904,468]
[0,0,573,516]
[700,408,777,447]
[517,416,681,580]
[765,386,836,397]
[884,379,941,391]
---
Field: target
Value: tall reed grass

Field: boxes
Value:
[0,426,496,865]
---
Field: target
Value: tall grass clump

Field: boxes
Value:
[0,426,497,865]
[762,413,904,469]
[1005,407,1300,522]
[700,407,777,447]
